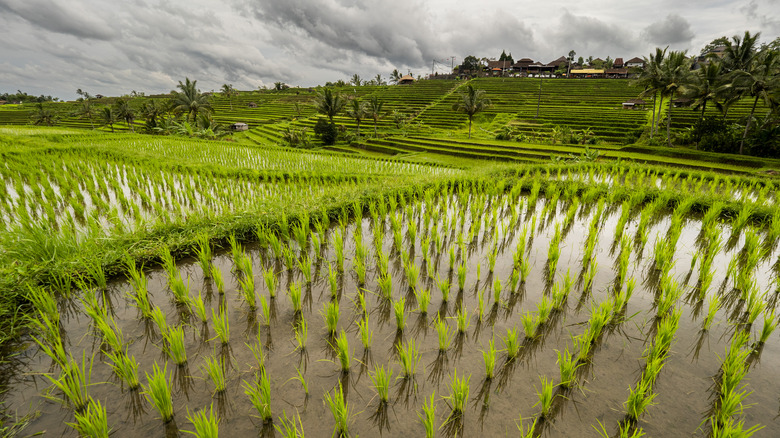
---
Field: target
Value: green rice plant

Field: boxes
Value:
[509,268,520,294]
[435,317,451,352]
[519,258,531,283]
[202,354,226,394]
[298,255,313,284]
[521,312,537,340]
[335,330,351,373]
[487,245,498,273]
[625,378,656,422]
[247,342,266,372]
[504,327,521,359]
[262,268,276,298]
[758,312,777,344]
[333,230,345,272]
[159,245,177,283]
[268,233,283,260]
[143,362,175,423]
[282,246,296,271]
[455,306,469,333]
[162,324,188,366]
[482,338,497,380]
[377,249,390,278]
[353,257,366,286]
[293,316,308,351]
[357,316,373,350]
[190,291,208,324]
[457,262,467,291]
[537,295,553,324]
[415,287,431,314]
[397,339,420,378]
[534,376,554,419]
[151,306,169,336]
[184,404,219,438]
[418,391,436,438]
[394,298,406,332]
[703,295,720,331]
[378,273,392,300]
[275,410,305,438]
[370,365,393,404]
[444,370,470,416]
[67,398,110,438]
[28,285,58,323]
[731,203,754,235]
[211,308,230,345]
[557,348,580,389]
[324,382,351,438]
[239,274,256,310]
[259,294,270,327]
[323,300,340,336]
[449,246,456,271]
[93,314,125,353]
[245,369,273,423]
[211,265,225,295]
[328,263,339,299]
[228,234,243,265]
[104,349,141,390]
[288,282,302,315]
[434,276,450,303]
[405,261,420,290]
[492,279,502,306]
[236,252,253,277]
[45,353,93,412]
[356,290,367,317]
[195,233,212,277]
[170,273,191,307]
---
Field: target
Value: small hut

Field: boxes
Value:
[398,74,415,85]
[248,102,258,108]
[230,122,249,131]
[622,98,646,109]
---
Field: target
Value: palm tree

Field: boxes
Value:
[314,88,346,123]
[72,100,95,129]
[140,99,167,132]
[114,98,136,132]
[30,103,57,126]
[659,51,692,146]
[451,84,492,139]
[100,106,118,133]
[721,31,760,73]
[374,74,385,86]
[170,77,212,123]
[733,49,779,154]
[346,99,368,140]
[221,84,237,110]
[390,69,402,85]
[567,50,576,78]
[351,74,362,87]
[366,96,385,137]
[682,61,727,148]
[636,47,667,139]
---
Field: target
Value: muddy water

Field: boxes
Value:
[4,193,780,437]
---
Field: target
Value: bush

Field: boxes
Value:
[748,124,780,158]
[691,118,742,154]
[313,119,338,145]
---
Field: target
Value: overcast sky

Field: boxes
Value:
[1,0,777,100]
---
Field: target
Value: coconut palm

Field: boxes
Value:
[636,47,667,139]
[140,99,167,133]
[114,98,136,133]
[100,106,118,133]
[346,98,368,140]
[682,61,728,148]
[72,100,96,129]
[221,84,237,110]
[721,31,760,73]
[374,74,385,86]
[659,51,692,146]
[366,96,385,137]
[390,69,402,85]
[733,49,780,154]
[452,84,492,139]
[314,88,346,123]
[170,77,212,123]
[351,74,362,87]
[30,103,58,126]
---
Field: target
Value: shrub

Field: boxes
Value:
[313,118,338,145]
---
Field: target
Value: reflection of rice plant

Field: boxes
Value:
[435,317,451,352]
[335,330,351,373]
[162,325,188,366]
[394,298,406,332]
[67,398,110,438]
[211,308,230,345]
[210,265,224,295]
[105,349,141,390]
[262,268,276,298]
[358,316,373,350]
[245,370,272,423]
[534,376,554,419]
[324,382,351,438]
[185,404,219,438]
[323,300,340,336]
[504,328,521,359]
[482,338,497,380]
[202,354,226,394]
[288,282,302,315]
[143,362,175,423]
[418,391,436,438]
[370,365,392,404]
[397,339,420,378]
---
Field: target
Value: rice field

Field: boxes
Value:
[5,160,780,437]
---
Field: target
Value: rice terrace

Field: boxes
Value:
[1,28,780,438]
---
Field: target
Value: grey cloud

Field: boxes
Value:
[550,11,640,57]
[641,14,695,46]
[0,0,115,40]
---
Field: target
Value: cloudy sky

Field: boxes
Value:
[0,0,777,100]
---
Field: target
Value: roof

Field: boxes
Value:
[614,57,624,64]
[623,98,646,104]
[625,57,644,64]
[487,60,512,69]
[605,68,628,74]
[547,56,568,66]
[399,74,415,82]
[570,69,605,74]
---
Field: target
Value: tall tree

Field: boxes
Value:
[114,98,136,133]
[72,100,96,129]
[346,98,368,140]
[659,50,693,146]
[351,74,362,87]
[636,47,668,139]
[451,84,492,139]
[374,74,385,86]
[221,84,237,110]
[314,88,346,123]
[99,106,118,133]
[682,61,726,148]
[170,77,212,122]
[567,50,576,78]
[30,103,57,126]
[733,49,779,154]
[366,96,385,137]
[721,31,760,73]
[390,69,402,84]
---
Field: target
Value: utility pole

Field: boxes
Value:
[432,59,435,76]
[536,77,543,118]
